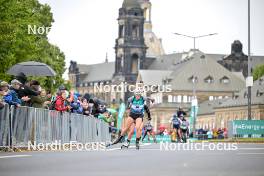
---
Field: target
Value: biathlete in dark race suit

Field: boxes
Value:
[110,91,153,150]
[121,99,154,149]
[141,121,157,143]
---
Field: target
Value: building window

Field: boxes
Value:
[132,24,139,38]
[183,95,187,103]
[188,75,198,83]
[119,25,124,37]
[244,92,248,98]
[209,96,214,101]
[256,90,263,97]
[188,96,192,102]
[168,95,172,103]
[131,54,139,73]
[173,96,177,102]
[177,95,182,103]
[204,76,214,84]
[218,96,223,99]
[220,76,230,84]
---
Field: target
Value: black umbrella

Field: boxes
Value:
[7,61,56,76]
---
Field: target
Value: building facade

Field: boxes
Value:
[68,0,264,132]
[196,76,264,130]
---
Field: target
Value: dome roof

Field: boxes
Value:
[122,0,141,9]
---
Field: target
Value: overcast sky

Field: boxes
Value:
[39,0,264,72]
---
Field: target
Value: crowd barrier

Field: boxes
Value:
[0,104,10,147]
[0,105,111,148]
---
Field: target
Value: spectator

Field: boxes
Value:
[16,72,27,85]
[40,90,51,109]
[55,92,71,112]
[98,110,114,123]
[49,86,69,110]
[0,101,4,109]
[213,128,218,139]
[0,81,21,107]
[207,129,213,139]
[81,98,92,116]
[217,128,224,139]
[10,79,30,104]
[15,73,39,105]
[70,93,83,114]
[177,106,187,118]
[29,80,44,108]
[223,128,228,138]
[0,86,6,109]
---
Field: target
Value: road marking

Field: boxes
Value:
[239,148,264,150]
[0,155,31,159]
[106,143,152,151]
[237,153,264,155]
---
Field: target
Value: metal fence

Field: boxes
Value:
[0,104,10,147]
[0,105,111,148]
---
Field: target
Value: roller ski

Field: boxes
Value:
[106,135,124,147]
[121,140,130,149]
[135,138,140,150]
[136,141,140,150]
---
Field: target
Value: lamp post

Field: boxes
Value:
[192,76,198,137]
[173,33,218,50]
[247,0,252,121]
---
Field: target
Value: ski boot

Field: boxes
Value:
[153,138,158,143]
[110,135,124,146]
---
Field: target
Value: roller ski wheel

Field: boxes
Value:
[121,145,129,149]
[121,141,130,149]
[136,143,140,150]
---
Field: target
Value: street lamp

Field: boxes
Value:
[247,0,252,121]
[192,76,198,137]
[173,32,218,50]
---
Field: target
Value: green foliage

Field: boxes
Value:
[253,64,264,81]
[0,0,66,92]
[63,80,73,92]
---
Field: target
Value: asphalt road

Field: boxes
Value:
[0,143,264,176]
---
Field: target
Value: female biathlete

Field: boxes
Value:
[141,121,157,143]
[110,91,149,150]
[121,103,153,148]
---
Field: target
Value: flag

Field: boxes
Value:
[117,103,126,130]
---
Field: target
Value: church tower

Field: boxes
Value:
[138,0,152,32]
[114,0,147,84]
[138,0,165,57]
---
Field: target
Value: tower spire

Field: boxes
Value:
[105,52,108,63]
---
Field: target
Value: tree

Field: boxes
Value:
[0,0,66,92]
[253,64,264,81]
